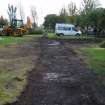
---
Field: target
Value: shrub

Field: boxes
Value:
[100,41,105,48]
[29,30,43,35]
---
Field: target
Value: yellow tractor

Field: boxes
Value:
[2,19,26,36]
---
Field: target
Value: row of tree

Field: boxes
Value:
[0,16,8,28]
[0,4,38,31]
[44,0,105,37]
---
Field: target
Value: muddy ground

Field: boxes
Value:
[7,38,105,105]
[0,38,40,105]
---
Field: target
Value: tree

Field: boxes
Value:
[88,8,105,36]
[76,7,105,37]
[68,1,77,16]
[7,4,17,25]
[0,16,8,27]
[30,6,38,30]
[59,7,70,23]
[43,1,105,37]
[60,7,68,16]
[57,15,69,23]
[74,0,100,35]
[81,0,100,14]
[43,14,70,31]
[43,14,57,31]
[26,16,32,29]
[18,1,25,23]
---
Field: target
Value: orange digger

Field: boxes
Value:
[2,19,27,36]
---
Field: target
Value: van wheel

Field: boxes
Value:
[56,34,60,37]
[76,33,80,36]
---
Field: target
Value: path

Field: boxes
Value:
[11,38,105,105]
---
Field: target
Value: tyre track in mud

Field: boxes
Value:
[10,38,105,105]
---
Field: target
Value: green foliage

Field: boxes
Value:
[0,16,8,27]
[43,14,71,32]
[29,30,43,35]
[43,14,57,31]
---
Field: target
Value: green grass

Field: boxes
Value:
[0,70,25,105]
[0,34,41,105]
[82,48,105,76]
[0,37,24,45]
[0,35,42,46]
[47,33,101,40]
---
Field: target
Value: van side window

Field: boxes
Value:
[58,27,64,30]
[64,27,71,31]
[58,27,71,31]
[68,27,71,30]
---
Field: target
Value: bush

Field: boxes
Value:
[29,30,43,35]
[100,41,105,48]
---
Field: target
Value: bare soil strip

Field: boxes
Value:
[10,38,105,105]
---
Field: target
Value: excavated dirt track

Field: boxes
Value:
[10,38,105,105]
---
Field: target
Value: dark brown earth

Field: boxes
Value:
[10,38,105,105]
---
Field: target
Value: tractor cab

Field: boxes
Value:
[11,19,23,28]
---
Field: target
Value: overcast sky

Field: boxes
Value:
[0,0,104,25]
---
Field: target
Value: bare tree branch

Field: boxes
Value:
[68,1,77,16]
[81,0,100,14]
[18,2,25,23]
[60,7,68,16]
[30,6,38,30]
[7,4,17,24]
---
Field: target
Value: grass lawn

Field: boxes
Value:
[0,35,40,105]
[82,48,105,76]
[0,35,42,46]
[0,69,26,105]
[47,33,103,41]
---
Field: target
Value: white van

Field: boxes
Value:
[55,23,82,36]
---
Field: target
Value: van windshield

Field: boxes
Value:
[72,27,78,31]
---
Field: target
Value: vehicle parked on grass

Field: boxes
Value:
[55,23,82,36]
